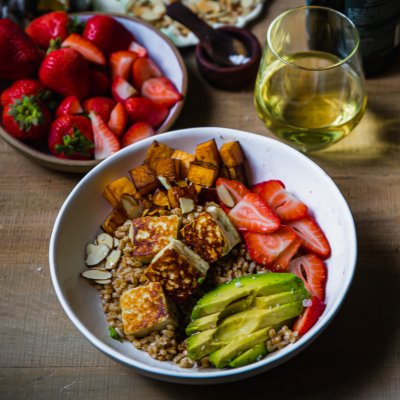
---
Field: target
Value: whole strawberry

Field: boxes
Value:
[2,95,51,141]
[48,115,94,160]
[39,47,90,100]
[1,80,44,108]
[0,19,42,80]
[26,11,70,49]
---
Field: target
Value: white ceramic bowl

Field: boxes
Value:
[49,127,357,384]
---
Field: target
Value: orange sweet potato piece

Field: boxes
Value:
[129,164,159,195]
[102,208,127,234]
[195,139,221,167]
[219,141,244,167]
[156,158,181,182]
[187,162,218,187]
[103,177,137,209]
[144,141,174,171]
[171,149,196,178]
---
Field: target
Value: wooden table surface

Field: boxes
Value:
[1,0,400,398]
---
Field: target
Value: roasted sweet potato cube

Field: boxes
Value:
[153,189,170,208]
[195,139,221,167]
[219,141,245,167]
[218,166,230,179]
[171,149,196,178]
[129,164,158,195]
[187,162,218,187]
[156,158,181,182]
[167,185,198,208]
[145,141,174,171]
[103,177,137,209]
[228,164,248,185]
[102,208,127,234]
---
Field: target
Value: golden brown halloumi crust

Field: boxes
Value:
[120,282,176,337]
[180,212,226,263]
[131,215,180,262]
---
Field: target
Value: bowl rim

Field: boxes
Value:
[49,127,357,382]
[0,12,188,172]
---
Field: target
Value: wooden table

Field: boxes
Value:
[1,0,399,398]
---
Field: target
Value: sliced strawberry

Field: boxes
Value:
[228,192,280,233]
[271,236,302,272]
[121,122,154,147]
[108,102,127,137]
[110,50,138,80]
[252,180,308,222]
[244,226,298,266]
[56,96,83,117]
[216,178,249,205]
[141,77,182,108]
[289,254,327,301]
[289,217,331,259]
[89,112,120,160]
[112,76,137,103]
[128,41,148,58]
[89,68,110,97]
[132,57,162,89]
[84,97,115,122]
[293,296,326,335]
[62,33,106,66]
[124,97,168,128]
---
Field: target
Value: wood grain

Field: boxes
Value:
[1,0,400,398]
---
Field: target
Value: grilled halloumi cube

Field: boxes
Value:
[131,215,181,263]
[120,282,177,337]
[180,206,241,262]
[144,239,209,302]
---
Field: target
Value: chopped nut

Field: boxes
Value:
[121,194,143,218]
[179,197,195,214]
[216,184,235,207]
[105,249,122,269]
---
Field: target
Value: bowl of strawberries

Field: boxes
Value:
[0,11,187,172]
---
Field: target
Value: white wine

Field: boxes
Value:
[254,51,367,152]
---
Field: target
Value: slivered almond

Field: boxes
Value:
[85,243,110,266]
[82,269,112,280]
[121,194,143,218]
[158,176,171,190]
[113,238,120,248]
[217,184,235,208]
[128,221,134,244]
[105,249,121,269]
[96,233,113,249]
[95,279,112,284]
[179,197,195,213]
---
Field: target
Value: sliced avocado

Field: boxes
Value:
[229,342,268,368]
[219,294,255,319]
[186,329,226,360]
[191,273,303,319]
[186,313,219,336]
[255,287,309,309]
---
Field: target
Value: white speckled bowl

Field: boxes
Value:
[49,127,357,384]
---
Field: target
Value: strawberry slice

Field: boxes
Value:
[62,33,106,66]
[110,50,138,80]
[56,96,83,117]
[121,122,154,147]
[289,217,331,259]
[128,41,148,58]
[84,97,115,122]
[293,296,326,335]
[228,192,280,233]
[124,97,169,128]
[132,57,162,89]
[216,178,249,204]
[244,226,298,266]
[271,236,302,272]
[289,254,327,301]
[89,112,120,160]
[112,76,137,103]
[252,180,308,222]
[141,77,183,108]
[108,102,127,137]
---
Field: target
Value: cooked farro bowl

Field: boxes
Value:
[50,127,357,383]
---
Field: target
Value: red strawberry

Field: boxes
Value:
[110,51,138,80]
[293,296,326,335]
[84,97,115,122]
[112,77,137,102]
[39,48,90,100]
[289,217,331,259]
[142,77,182,108]
[89,69,110,97]
[132,58,162,89]
[25,11,69,49]
[124,97,168,128]
[108,102,127,137]
[216,178,249,205]
[289,254,327,301]
[252,180,308,222]
[2,95,51,141]
[48,115,94,160]
[128,41,148,58]
[62,33,106,66]
[121,122,154,147]
[56,96,83,117]
[89,112,121,160]
[228,192,280,233]
[244,226,299,266]
[1,80,44,107]
[271,236,302,272]
[0,19,42,79]
[83,15,134,56]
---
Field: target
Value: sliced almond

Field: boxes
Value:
[121,194,143,218]
[91,261,105,270]
[158,176,171,190]
[82,269,112,280]
[113,238,120,248]
[105,249,121,269]
[95,279,112,284]
[96,233,113,249]
[85,243,110,266]
[142,208,150,217]
[241,0,254,7]
[179,197,195,214]
[217,184,235,208]
[128,221,134,244]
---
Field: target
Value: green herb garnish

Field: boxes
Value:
[109,326,123,343]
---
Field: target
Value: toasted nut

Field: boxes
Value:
[105,249,122,269]
[158,176,171,190]
[85,243,110,266]
[113,238,120,248]
[127,221,134,244]
[96,233,113,249]
[121,194,143,218]
[216,184,235,207]
[95,279,112,284]
[179,197,195,214]
[82,269,112,280]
